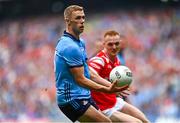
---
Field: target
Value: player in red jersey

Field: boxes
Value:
[89,30,150,122]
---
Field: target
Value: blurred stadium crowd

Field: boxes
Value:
[0,7,180,122]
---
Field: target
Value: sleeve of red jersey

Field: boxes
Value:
[88,57,104,74]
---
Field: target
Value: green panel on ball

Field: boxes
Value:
[117,81,131,87]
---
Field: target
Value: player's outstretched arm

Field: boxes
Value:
[70,66,128,93]
[89,66,110,87]
[89,66,129,92]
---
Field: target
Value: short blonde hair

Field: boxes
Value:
[64,5,84,20]
[104,30,120,38]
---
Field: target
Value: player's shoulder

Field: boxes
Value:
[97,50,110,63]
[90,56,103,62]
[89,55,105,67]
[56,36,80,54]
[60,35,76,44]
[60,35,79,46]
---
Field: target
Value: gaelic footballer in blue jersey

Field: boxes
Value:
[54,5,128,122]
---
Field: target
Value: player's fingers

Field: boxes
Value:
[119,93,128,98]
[116,93,123,98]
[111,80,118,86]
[127,87,130,91]
[121,91,130,95]
[117,85,129,91]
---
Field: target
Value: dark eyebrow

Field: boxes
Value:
[75,15,85,19]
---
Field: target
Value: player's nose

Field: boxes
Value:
[80,18,85,23]
[112,44,116,49]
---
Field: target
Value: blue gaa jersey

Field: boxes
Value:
[54,31,91,105]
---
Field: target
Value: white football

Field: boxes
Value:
[109,65,133,87]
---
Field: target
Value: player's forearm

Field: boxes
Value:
[76,76,110,92]
[89,68,110,87]
[70,66,111,92]
[91,75,110,87]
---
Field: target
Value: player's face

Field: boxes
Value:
[69,10,85,34]
[104,35,121,57]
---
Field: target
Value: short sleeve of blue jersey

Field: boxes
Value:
[63,46,83,67]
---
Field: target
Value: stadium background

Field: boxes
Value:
[0,0,180,122]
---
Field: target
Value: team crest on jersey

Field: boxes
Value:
[107,65,112,69]
[80,47,84,52]
[90,57,104,66]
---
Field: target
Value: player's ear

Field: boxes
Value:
[103,42,106,46]
[65,18,71,25]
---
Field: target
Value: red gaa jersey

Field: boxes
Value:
[88,50,121,111]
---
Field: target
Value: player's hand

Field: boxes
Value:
[116,88,130,98]
[108,80,129,93]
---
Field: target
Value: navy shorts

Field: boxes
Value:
[58,98,99,122]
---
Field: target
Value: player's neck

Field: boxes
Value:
[108,56,116,63]
[66,28,80,40]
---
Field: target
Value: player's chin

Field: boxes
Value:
[79,28,84,33]
[111,52,118,56]
[111,53,117,57]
